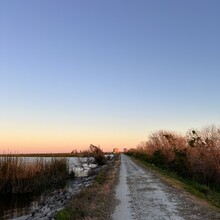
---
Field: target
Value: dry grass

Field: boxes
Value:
[56,155,120,220]
[0,156,68,194]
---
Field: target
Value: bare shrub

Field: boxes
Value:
[148,130,186,163]
[127,125,220,187]
[186,125,220,185]
[137,141,153,156]
[90,144,106,166]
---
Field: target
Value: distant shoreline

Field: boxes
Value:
[0,152,113,157]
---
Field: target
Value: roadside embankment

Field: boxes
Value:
[56,154,120,220]
[25,175,96,220]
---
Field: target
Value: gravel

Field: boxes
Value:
[112,154,220,220]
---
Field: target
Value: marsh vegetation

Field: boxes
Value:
[0,156,69,194]
[0,144,110,219]
[126,125,220,207]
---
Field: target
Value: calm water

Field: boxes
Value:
[0,193,39,220]
[0,157,84,220]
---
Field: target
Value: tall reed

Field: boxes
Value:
[0,156,69,194]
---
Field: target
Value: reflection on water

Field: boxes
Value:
[0,193,39,220]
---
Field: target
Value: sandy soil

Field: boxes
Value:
[112,154,220,220]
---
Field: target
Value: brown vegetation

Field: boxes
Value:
[89,144,107,166]
[56,155,120,220]
[0,156,69,194]
[127,125,220,188]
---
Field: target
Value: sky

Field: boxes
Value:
[0,0,220,153]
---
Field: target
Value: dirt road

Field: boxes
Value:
[112,154,220,220]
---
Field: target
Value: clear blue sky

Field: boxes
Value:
[0,0,220,153]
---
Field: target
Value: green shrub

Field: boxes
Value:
[151,150,167,168]
[56,207,86,220]
[168,149,189,178]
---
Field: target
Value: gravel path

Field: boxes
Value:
[112,154,220,220]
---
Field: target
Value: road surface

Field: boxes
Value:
[112,154,220,220]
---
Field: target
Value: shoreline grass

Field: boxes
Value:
[0,150,113,158]
[0,145,110,195]
[0,156,69,194]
